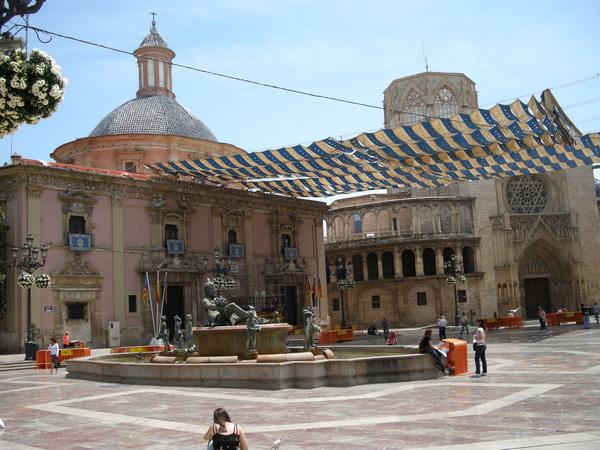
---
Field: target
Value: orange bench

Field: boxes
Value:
[318,328,353,344]
[442,338,468,376]
[36,347,92,369]
[546,312,583,326]
[484,316,523,329]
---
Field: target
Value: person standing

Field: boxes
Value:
[459,312,469,339]
[438,315,447,340]
[537,306,547,330]
[593,302,600,326]
[48,337,60,374]
[473,320,487,376]
[381,317,390,341]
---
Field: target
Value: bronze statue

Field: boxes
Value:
[174,315,183,349]
[158,315,169,352]
[202,279,265,327]
[303,308,321,350]
[184,313,193,348]
[245,306,261,354]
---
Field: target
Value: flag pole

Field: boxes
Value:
[146,272,156,337]
[156,270,161,337]
[159,270,168,320]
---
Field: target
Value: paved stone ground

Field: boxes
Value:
[1,324,600,449]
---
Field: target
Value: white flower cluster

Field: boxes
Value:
[0,48,67,137]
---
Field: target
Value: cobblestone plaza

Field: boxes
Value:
[1,324,600,449]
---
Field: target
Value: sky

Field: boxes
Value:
[1,1,599,180]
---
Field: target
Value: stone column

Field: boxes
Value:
[377,252,383,279]
[26,185,42,337]
[393,247,402,278]
[112,195,125,327]
[435,247,445,275]
[415,247,424,276]
[362,252,368,281]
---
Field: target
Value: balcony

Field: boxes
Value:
[324,229,476,248]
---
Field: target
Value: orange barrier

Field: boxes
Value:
[442,338,468,376]
[546,312,583,326]
[319,328,354,344]
[36,349,51,369]
[35,347,92,369]
[110,345,175,354]
[483,316,523,329]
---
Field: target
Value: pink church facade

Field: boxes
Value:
[0,22,328,353]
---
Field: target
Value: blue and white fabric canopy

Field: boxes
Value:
[147,90,600,197]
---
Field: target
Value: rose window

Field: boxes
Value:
[506,175,548,214]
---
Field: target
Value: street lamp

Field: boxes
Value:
[12,233,48,360]
[203,246,239,291]
[335,257,355,327]
[444,254,466,327]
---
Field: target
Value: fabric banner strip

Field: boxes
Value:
[146,90,600,197]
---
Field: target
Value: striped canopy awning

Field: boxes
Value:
[147,90,600,197]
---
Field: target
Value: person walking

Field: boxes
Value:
[459,312,469,339]
[473,320,487,376]
[48,337,60,374]
[593,302,600,326]
[537,306,547,330]
[381,317,390,341]
[438,315,447,340]
[204,408,249,450]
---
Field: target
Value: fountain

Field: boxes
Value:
[66,281,442,389]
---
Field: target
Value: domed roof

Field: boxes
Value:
[89,95,218,141]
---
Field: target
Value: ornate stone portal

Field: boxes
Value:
[52,254,103,345]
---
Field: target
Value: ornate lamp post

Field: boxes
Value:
[444,254,466,327]
[12,233,48,360]
[203,246,239,292]
[335,257,354,327]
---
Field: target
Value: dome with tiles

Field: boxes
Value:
[89,95,217,140]
[89,21,217,142]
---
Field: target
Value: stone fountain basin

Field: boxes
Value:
[193,323,292,358]
[65,345,441,389]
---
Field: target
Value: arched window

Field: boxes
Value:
[440,205,453,233]
[443,247,455,267]
[423,248,437,276]
[458,205,473,232]
[433,86,459,118]
[335,256,347,280]
[382,251,395,279]
[397,207,412,233]
[352,254,364,281]
[402,250,416,277]
[227,229,237,244]
[463,246,475,273]
[401,89,426,125]
[367,253,379,280]
[419,207,433,234]
[352,213,362,234]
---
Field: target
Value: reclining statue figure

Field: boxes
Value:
[202,279,260,327]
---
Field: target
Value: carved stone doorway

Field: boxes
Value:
[162,286,184,341]
[283,286,299,326]
[524,278,551,319]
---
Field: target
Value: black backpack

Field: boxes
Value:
[212,424,240,450]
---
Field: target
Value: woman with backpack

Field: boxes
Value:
[204,408,248,450]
